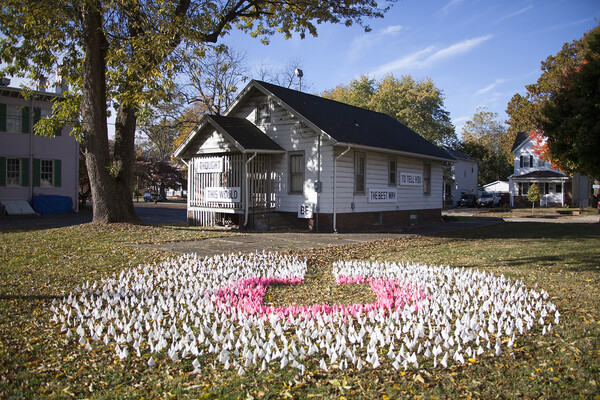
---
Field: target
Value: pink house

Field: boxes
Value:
[0,80,79,215]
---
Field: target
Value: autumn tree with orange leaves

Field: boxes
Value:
[506,25,600,180]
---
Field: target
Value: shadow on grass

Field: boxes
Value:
[434,221,600,240]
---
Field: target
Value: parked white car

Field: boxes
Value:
[477,193,500,207]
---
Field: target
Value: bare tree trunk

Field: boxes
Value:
[80,2,138,224]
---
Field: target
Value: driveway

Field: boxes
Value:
[0,201,187,230]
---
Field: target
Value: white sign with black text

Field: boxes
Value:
[399,172,423,186]
[368,188,397,203]
[196,157,223,173]
[298,203,314,219]
[205,187,241,203]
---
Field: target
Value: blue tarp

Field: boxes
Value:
[31,195,73,215]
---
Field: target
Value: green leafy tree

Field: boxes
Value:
[527,183,540,215]
[459,108,512,185]
[0,0,391,224]
[323,74,456,145]
[538,26,600,179]
[506,25,600,179]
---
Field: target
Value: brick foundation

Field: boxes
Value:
[278,209,442,232]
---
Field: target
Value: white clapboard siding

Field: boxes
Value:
[329,149,443,213]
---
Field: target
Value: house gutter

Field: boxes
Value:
[244,152,258,227]
[333,145,351,232]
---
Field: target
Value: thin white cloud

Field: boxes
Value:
[535,17,595,34]
[475,78,506,95]
[496,4,534,23]
[349,25,404,60]
[439,0,466,14]
[370,35,493,77]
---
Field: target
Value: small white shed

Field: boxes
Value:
[175,80,454,231]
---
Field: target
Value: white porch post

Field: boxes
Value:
[561,181,564,207]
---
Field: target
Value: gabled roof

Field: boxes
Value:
[174,114,284,158]
[511,131,530,153]
[442,146,478,162]
[248,80,454,161]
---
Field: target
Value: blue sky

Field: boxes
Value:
[222,0,599,136]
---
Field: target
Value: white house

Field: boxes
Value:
[508,132,590,208]
[174,80,454,231]
[0,80,79,214]
[441,147,478,206]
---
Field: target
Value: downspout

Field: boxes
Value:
[316,133,321,233]
[244,152,258,227]
[333,145,351,232]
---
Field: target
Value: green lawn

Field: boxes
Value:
[1,221,599,399]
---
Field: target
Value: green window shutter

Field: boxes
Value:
[54,159,61,187]
[21,158,29,186]
[0,103,6,131]
[0,157,5,186]
[33,107,41,134]
[33,158,40,187]
[21,106,30,134]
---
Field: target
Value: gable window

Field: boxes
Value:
[289,152,304,194]
[6,158,21,186]
[388,157,397,186]
[255,101,271,124]
[354,152,366,194]
[423,162,431,195]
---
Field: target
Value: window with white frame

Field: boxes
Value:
[289,152,304,194]
[423,162,431,195]
[6,158,20,186]
[354,152,365,194]
[388,157,397,186]
[40,159,53,187]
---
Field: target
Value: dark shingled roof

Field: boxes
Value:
[511,131,529,152]
[513,170,567,179]
[442,146,478,162]
[253,80,454,161]
[207,115,284,152]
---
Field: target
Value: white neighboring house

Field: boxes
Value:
[441,147,478,206]
[0,80,78,214]
[174,80,454,231]
[508,132,590,208]
[480,180,509,195]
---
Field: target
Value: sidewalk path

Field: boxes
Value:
[134,218,502,257]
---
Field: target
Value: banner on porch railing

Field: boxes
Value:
[197,157,223,173]
[205,187,241,203]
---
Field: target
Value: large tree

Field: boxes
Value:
[323,74,456,145]
[506,25,600,179]
[0,0,392,224]
[459,108,512,185]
